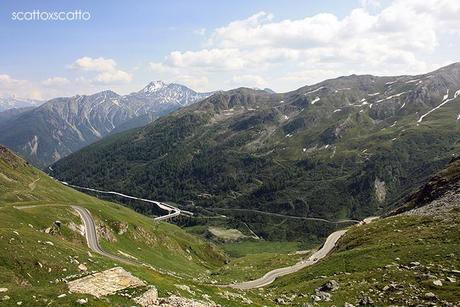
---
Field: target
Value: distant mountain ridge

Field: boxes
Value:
[0,82,211,167]
[51,63,460,240]
[0,96,42,112]
[0,107,34,125]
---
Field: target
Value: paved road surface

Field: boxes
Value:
[227,217,379,289]
[212,207,361,224]
[61,182,191,220]
[15,204,137,265]
[228,230,347,289]
[71,205,137,265]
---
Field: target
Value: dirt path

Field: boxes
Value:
[28,177,40,191]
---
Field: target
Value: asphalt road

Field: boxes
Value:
[227,217,379,289]
[212,207,361,224]
[71,205,137,265]
[228,229,347,289]
[15,204,137,265]
[62,182,190,221]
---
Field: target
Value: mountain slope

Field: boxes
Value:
[0,82,211,168]
[0,144,225,273]
[266,155,460,306]
[388,156,460,216]
[0,107,34,125]
[0,145,274,306]
[51,63,460,240]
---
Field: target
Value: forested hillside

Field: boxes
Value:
[52,64,460,240]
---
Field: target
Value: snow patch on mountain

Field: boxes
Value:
[25,135,39,156]
[418,89,460,123]
[142,81,169,93]
[304,87,325,95]
[376,92,407,103]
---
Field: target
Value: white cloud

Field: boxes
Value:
[0,74,24,85]
[70,57,132,84]
[168,49,246,71]
[0,74,43,100]
[148,0,460,92]
[94,70,132,84]
[149,62,173,74]
[211,11,342,49]
[71,57,117,72]
[230,75,267,88]
[174,75,210,92]
[42,77,70,87]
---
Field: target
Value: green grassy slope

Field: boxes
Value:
[0,146,226,275]
[265,215,460,306]
[0,146,274,306]
[259,156,460,306]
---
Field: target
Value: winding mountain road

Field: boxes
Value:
[212,207,361,224]
[15,178,380,287]
[61,182,192,220]
[227,217,379,289]
[71,205,137,265]
[15,204,137,265]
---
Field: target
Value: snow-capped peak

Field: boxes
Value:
[142,81,169,93]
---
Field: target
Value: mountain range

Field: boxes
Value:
[0,81,211,167]
[0,96,42,112]
[51,63,460,240]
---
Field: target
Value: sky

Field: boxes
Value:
[0,0,459,100]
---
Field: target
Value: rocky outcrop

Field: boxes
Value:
[155,295,216,307]
[68,267,145,298]
[374,178,386,203]
[134,287,158,307]
[388,156,460,216]
[96,224,117,243]
[134,287,217,307]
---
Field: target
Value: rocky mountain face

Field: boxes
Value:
[0,82,211,168]
[389,155,460,216]
[51,64,460,240]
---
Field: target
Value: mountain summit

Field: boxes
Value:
[142,80,169,93]
[130,81,212,108]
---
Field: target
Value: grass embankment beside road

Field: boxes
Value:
[266,214,460,306]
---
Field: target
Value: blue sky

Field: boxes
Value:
[0,0,458,99]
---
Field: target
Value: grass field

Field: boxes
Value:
[262,214,460,306]
[211,240,311,284]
